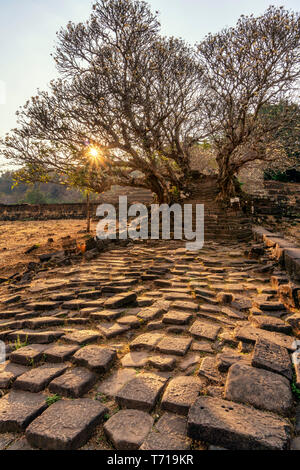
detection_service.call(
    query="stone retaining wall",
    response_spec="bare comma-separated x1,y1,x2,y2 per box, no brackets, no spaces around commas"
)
0,202,100,221
252,181,300,218
253,226,300,283
0,180,299,221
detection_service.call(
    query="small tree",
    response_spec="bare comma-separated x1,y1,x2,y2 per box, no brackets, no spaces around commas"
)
197,6,300,199
1,0,205,203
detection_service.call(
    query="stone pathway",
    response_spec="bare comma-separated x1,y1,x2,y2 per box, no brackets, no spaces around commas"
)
0,240,299,450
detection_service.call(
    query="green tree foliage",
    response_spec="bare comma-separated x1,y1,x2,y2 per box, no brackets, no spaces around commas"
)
1,3,300,202
0,171,87,204
197,6,300,198
1,0,205,203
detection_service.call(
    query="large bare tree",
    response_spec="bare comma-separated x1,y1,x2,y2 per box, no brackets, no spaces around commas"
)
197,6,300,199
1,0,205,203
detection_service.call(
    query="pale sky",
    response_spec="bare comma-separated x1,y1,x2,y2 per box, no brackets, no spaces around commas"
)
0,0,299,169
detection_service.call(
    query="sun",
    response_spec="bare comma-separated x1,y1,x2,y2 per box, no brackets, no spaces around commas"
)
88,147,99,159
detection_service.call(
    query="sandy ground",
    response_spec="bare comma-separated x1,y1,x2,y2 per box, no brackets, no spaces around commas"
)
0,218,298,279
0,219,98,278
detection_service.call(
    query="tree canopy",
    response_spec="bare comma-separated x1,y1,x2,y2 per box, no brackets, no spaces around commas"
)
1,0,205,203
1,2,300,202
197,5,300,198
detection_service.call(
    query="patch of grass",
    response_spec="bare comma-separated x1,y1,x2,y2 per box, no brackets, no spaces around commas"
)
112,406,120,415
103,413,110,421
13,335,28,350
95,393,109,403
292,380,300,401
46,394,62,406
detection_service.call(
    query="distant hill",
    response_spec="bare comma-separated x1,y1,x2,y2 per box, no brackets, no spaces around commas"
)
0,171,153,205
0,171,87,204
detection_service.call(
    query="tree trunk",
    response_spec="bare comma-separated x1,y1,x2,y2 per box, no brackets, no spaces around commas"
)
147,174,168,204
216,154,240,201
86,192,91,233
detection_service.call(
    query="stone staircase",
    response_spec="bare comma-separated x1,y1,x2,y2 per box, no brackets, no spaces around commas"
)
186,176,253,242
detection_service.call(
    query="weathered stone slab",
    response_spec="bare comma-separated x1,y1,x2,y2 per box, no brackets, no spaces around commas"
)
166,325,188,334
26,398,107,450
137,297,154,307
26,301,61,311
24,317,64,330
194,288,215,299
287,312,300,330
234,326,296,352
49,368,97,398
188,396,291,450
147,320,164,331
179,354,200,372
98,322,130,338
77,290,103,299
198,356,223,383
0,434,15,449
13,363,68,393
10,344,49,366
50,292,76,301
140,432,189,450
8,330,63,344
155,412,187,437
251,315,292,334
221,306,246,320
62,299,91,310
104,293,137,309
156,336,192,356
284,248,300,281
0,390,47,432
116,372,167,411
189,321,221,341
216,348,248,372
1,295,21,305
121,351,149,368
97,369,136,398
62,329,101,345
225,362,293,416
191,341,214,354
72,346,116,372
90,309,123,321
137,307,164,321
0,362,29,388
253,301,285,311
162,311,192,325
161,376,203,415
171,301,198,312
116,315,140,328
104,409,153,450
130,333,164,351
0,309,24,320
148,355,176,371
44,344,79,363
252,338,292,380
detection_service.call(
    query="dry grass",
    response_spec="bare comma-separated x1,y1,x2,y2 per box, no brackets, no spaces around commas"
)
0,219,98,278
